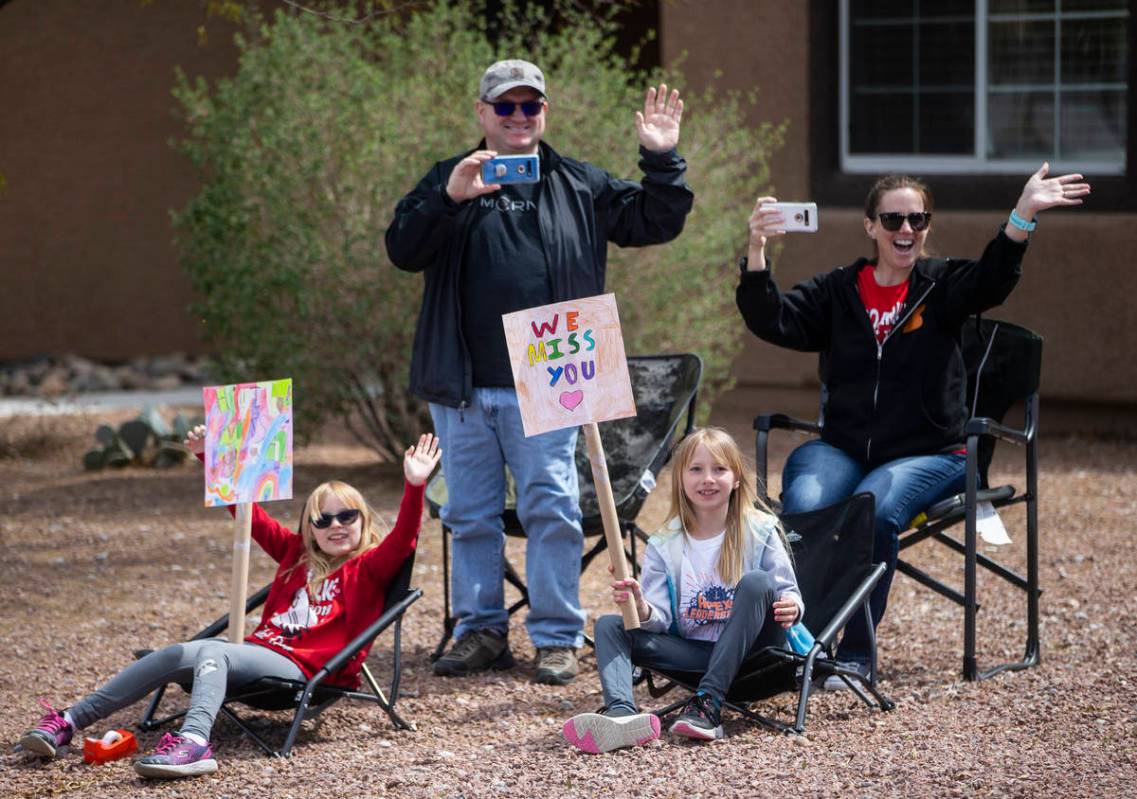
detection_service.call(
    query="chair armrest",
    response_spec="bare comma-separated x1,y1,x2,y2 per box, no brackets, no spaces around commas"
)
813,563,887,649
317,588,424,679
754,413,820,435
965,416,1029,445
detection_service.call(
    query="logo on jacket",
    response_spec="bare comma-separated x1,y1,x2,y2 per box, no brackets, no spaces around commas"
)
903,304,926,333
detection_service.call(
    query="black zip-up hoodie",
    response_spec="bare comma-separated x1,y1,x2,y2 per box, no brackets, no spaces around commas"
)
385,140,694,408
736,229,1027,467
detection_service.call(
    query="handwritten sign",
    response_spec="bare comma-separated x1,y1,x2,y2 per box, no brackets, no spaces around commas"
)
502,294,635,437
202,379,293,507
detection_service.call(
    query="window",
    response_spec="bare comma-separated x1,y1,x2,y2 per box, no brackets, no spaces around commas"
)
840,0,1129,175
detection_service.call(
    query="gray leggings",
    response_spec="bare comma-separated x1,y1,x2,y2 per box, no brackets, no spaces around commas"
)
67,639,304,741
595,570,787,711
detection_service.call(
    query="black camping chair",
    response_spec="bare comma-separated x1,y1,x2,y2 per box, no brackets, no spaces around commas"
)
754,317,1043,681
639,493,895,734
136,550,422,758
426,353,703,658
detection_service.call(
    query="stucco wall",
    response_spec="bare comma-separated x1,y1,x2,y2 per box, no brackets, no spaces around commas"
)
0,1,240,361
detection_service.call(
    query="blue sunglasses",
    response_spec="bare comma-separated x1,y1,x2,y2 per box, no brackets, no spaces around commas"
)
487,99,544,117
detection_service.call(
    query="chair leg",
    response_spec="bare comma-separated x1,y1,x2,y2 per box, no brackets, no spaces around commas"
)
964,440,980,681
219,705,281,758
138,685,169,731
431,523,456,662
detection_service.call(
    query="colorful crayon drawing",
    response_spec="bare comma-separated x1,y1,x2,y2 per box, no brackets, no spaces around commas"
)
202,378,293,507
502,293,636,437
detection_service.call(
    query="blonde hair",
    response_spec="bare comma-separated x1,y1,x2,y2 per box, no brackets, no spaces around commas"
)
667,427,787,587
288,481,386,596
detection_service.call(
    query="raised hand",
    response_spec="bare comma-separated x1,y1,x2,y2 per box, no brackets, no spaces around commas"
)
184,423,206,457
445,150,501,203
635,83,683,153
403,433,441,486
1017,162,1091,217
745,195,786,269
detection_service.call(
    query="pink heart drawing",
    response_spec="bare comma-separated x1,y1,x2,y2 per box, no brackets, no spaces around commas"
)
559,390,584,411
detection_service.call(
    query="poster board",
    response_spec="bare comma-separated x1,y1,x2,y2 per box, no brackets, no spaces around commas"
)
502,293,636,436
203,379,293,507
201,378,293,641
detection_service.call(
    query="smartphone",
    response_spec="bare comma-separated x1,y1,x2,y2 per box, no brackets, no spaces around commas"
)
481,155,540,185
768,201,818,232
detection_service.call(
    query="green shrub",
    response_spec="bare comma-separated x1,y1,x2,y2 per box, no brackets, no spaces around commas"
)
173,1,783,459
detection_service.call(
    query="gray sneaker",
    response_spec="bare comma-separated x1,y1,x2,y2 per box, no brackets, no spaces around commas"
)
432,629,515,677
819,659,872,691
534,646,578,685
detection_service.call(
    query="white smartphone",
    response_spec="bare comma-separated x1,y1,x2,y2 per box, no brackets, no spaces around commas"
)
767,201,818,232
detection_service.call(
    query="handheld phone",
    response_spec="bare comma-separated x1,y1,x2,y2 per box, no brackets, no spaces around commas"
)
481,154,540,185
768,202,818,232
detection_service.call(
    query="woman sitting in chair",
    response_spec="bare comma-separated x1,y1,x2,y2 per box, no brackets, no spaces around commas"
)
736,164,1089,685
18,429,440,779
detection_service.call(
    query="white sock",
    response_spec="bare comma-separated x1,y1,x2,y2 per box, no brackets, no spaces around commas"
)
62,710,75,729
180,731,207,746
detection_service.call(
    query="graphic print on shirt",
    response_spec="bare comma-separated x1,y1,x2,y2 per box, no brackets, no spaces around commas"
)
680,570,734,641
857,267,910,344
270,586,320,637
257,571,342,650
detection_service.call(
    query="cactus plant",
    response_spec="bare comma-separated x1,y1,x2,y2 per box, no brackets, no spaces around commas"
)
82,406,201,470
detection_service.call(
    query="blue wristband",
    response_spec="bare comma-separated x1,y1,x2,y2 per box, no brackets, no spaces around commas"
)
1008,209,1036,232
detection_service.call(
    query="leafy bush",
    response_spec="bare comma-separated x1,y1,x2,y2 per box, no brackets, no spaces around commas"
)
173,1,783,459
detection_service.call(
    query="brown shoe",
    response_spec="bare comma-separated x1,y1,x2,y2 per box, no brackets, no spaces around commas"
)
432,629,515,677
534,646,578,685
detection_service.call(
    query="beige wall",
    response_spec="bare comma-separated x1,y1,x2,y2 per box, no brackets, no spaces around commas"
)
661,0,1137,405
0,1,240,361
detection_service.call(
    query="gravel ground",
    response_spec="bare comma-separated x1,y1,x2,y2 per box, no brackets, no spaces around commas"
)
1,407,1134,798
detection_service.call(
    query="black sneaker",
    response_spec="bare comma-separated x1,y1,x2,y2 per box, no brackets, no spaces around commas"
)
534,646,578,685
668,693,723,741
432,629,515,677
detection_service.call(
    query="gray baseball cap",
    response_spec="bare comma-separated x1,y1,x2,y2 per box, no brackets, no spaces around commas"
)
479,59,546,101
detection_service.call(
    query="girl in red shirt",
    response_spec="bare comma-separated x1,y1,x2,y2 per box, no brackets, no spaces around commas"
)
18,429,439,780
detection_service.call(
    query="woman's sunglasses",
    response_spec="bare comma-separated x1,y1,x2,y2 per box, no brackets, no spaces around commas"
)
311,508,361,529
876,212,932,232
488,99,544,117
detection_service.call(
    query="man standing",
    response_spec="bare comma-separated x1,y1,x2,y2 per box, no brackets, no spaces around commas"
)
385,59,692,685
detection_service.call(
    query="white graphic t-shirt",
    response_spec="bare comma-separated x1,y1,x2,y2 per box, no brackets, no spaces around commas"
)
678,531,734,642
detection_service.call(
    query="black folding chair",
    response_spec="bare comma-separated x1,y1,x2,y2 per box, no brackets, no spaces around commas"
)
426,353,703,657
754,317,1043,681
639,493,895,734
136,550,422,758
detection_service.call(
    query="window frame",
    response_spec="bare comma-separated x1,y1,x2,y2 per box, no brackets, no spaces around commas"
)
811,0,1137,210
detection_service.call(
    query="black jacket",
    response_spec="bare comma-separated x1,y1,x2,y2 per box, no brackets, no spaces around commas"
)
385,140,694,407
736,229,1028,466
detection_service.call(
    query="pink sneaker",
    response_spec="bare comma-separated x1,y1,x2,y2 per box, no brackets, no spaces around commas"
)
19,698,74,758
562,711,660,754
134,732,217,779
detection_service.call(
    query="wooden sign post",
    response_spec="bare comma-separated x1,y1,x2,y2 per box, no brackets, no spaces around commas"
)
202,379,294,642
502,294,640,629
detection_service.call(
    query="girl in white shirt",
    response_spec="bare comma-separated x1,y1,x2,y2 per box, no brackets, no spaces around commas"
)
563,427,807,752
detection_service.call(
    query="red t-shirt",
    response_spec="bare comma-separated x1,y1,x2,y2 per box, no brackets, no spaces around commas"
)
857,265,910,344
243,482,424,687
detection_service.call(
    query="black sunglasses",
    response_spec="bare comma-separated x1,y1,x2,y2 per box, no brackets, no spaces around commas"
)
488,99,544,117
876,211,932,232
311,508,361,529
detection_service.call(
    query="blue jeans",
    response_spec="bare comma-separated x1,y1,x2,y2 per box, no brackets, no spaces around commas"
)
430,388,586,649
781,439,966,665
